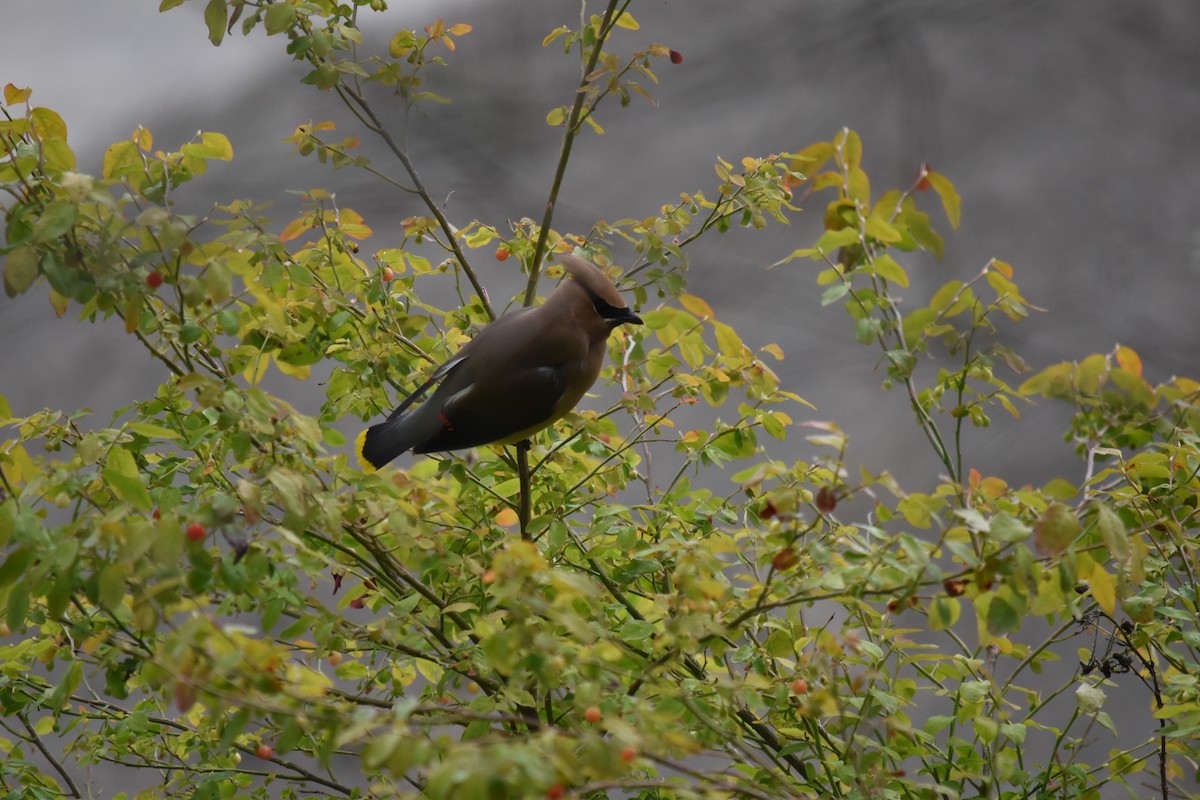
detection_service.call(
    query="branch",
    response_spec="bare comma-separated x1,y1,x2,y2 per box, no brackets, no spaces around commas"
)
522,0,626,307
18,713,81,798
334,83,494,321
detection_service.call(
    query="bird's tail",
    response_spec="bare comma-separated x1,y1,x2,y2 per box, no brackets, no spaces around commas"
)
356,412,427,472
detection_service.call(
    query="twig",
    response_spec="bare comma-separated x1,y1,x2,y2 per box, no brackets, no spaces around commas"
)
522,0,625,306
18,713,81,798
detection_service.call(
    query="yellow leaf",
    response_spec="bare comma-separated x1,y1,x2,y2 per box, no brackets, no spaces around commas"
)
273,355,311,381
132,126,153,151
3,84,30,105
49,289,68,318
494,508,519,528
678,294,713,319
1114,345,1142,378
279,217,311,243
1089,562,1116,615
614,11,640,29
542,26,570,47
447,23,472,36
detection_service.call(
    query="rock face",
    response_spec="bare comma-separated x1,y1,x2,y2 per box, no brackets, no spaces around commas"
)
5,0,1200,487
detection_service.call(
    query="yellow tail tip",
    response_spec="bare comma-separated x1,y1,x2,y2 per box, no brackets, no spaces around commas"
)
355,429,377,474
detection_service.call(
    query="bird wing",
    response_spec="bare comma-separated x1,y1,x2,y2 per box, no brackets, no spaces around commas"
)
413,362,567,453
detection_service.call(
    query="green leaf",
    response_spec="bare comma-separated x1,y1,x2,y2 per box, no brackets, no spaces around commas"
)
97,563,127,612
1034,503,1079,555
31,199,77,242
103,447,154,511
929,596,960,631
1094,502,1129,563
3,245,39,297
263,2,295,35
204,0,227,46
985,594,1020,635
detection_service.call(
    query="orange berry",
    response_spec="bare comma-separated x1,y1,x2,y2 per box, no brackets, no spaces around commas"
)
495,246,510,261
619,746,636,762
256,744,274,760
584,706,602,723
791,678,809,695
381,266,394,282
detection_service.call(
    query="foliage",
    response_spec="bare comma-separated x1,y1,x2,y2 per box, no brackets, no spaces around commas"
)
2,2,1199,799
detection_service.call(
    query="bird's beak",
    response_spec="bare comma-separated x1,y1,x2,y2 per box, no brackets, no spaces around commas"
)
621,308,643,326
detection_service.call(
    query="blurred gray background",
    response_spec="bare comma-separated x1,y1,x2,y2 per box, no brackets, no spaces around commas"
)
2,2,1199,794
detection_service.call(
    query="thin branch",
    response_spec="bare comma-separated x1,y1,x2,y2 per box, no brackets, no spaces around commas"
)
522,0,625,307
18,713,81,798
334,83,494,321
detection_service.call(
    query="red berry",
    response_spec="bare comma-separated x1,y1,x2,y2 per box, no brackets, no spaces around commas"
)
146,271,164,288
619,746,636,763
381,266,395,282
546,785,565,800
255,744,274,760
495,246,510,262
943,578,967,597
815,486,838,514
152,509,162,520
185,522,206,542
791,678,809,694
669,50,683,64
584,706,602,723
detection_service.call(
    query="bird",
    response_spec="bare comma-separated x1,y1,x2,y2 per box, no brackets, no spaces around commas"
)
356,253,643,471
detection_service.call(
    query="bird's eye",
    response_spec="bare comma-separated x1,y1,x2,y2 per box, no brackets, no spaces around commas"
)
593,297,628,320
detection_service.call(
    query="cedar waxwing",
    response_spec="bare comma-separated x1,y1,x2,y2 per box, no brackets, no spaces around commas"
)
356,253,643,471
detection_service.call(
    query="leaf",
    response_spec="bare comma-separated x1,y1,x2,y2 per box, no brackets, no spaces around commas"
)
929,596,960,631
678,294,713,319
97,563,127,612
1034,503,1079,555
30,107,67,141
1088,561,1116,615
872,253,909,288
102,447,154,511
494,508,518,527
926,171,961,229
985,594,1020,635
3,84,30,105
204,0,228,45
264,2,295,35
614,11,640,29
31,199,78,242
1093,502,1129,564
542,26,570,47
103,140,141,180
3,245,39,297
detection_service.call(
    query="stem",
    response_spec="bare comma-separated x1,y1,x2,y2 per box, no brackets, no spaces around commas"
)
334,83,494,321
18,713,81,798
516,439,532,540
522,0,625,307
